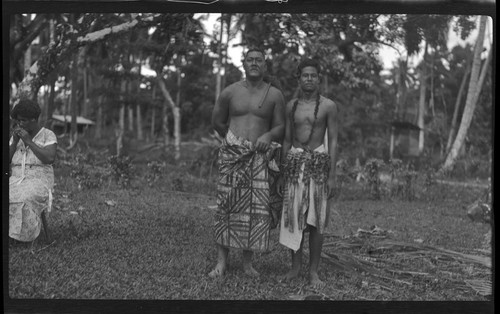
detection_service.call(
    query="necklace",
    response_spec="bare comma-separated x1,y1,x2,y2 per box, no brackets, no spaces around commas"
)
290,93,321,149
242,80,271,108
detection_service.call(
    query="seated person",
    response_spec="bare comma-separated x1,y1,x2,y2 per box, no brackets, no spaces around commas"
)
9,99,57,242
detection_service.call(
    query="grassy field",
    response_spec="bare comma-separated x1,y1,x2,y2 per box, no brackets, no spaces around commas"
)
7,142,492,302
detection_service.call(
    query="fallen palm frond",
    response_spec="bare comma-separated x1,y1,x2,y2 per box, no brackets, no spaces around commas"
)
321,251,386,276
428,246,491,268
368,239,491,268
323,236,363,250
320,228,492,297
386,269,430,277
464,279,492,296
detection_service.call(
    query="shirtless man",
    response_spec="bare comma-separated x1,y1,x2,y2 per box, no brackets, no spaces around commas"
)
278,58,338,288
210,48,285,277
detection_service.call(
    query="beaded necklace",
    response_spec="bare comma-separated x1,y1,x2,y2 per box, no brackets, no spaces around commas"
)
290,92,321,150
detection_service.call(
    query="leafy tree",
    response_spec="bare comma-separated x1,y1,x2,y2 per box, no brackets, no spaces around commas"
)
441,16,492,173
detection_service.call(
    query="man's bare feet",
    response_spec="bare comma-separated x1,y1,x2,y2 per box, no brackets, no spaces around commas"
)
243,265,260,277
309,272,325,288
208,264,226,278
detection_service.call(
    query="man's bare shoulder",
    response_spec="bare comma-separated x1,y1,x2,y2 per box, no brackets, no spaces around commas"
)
321,96,337,111
269,85,282,94
223,81,244,92
268,85,285,101
220,81,244,98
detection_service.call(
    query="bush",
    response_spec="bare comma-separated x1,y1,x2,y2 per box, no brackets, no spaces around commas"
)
70,165,108,190
146,161,167,187
107,155,134,188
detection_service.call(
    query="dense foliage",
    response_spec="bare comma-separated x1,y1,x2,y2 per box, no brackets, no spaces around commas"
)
8,13,492,178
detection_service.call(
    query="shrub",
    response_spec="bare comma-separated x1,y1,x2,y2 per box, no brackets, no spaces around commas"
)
107,155,134,188
363,158,384,200
146,161,167,187
70,165,108,190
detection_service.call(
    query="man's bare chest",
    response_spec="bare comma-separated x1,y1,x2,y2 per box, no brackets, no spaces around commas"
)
230,89,273,116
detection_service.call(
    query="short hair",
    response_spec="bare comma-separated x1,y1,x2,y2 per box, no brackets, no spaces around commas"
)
243,47,266,60
11,99,41,120
296,58,321,78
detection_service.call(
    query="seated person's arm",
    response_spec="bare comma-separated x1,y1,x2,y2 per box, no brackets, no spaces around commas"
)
29,143,57,164
9,133,20,163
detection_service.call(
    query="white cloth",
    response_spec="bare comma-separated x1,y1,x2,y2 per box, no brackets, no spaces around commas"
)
279,144,327,251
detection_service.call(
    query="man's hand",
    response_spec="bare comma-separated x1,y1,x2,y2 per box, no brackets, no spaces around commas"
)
255,132,272,152
276,175,285,197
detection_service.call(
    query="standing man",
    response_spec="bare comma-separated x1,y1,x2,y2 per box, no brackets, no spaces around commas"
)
278,58,338,288
210,48,285,277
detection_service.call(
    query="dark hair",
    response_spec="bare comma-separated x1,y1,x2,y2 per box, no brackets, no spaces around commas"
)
11,99,41,120
242,47,266,61
296,58,321,78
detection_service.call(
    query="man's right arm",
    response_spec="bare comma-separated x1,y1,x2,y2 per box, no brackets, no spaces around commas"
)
211,88,230,138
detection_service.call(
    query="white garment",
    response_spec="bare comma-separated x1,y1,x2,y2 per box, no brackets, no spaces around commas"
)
279,145,327,251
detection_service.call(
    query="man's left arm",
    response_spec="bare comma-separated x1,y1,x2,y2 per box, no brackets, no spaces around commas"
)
327,100,339,199
269,90,286,141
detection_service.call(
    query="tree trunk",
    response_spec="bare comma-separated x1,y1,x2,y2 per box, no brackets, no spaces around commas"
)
44,77,56,128
441,16,489,173
215,14,224,103
429,52,435,118
389,126,395,159
95,78,106,139
136,61,143,141
417,42,428,156
117,104,125,156
156,75,178,148
116,80,127,156
445,54,472,154
82,66,88,117
43,18,57,129
221,14,231,90
69,50,79,148
395,59,409,117
174,70,182,160
173,107,181,160
162,102,169,146
136,103,143,141
128,105,134,132
24,42,32,75
95,100,103,139
63,78,70,134
151,85,156,141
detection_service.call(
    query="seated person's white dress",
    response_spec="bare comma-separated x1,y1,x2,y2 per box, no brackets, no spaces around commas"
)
9,127,57,242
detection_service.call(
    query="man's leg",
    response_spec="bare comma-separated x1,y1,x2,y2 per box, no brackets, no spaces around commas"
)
281,234,304,281
209,243,229,277
309,226,325,287
242,250,259,277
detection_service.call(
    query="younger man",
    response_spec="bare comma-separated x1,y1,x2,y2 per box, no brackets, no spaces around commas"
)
278,59,338,288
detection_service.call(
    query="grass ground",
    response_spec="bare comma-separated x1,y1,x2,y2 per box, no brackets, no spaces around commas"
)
7,142,492,302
